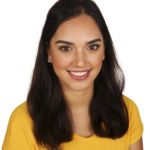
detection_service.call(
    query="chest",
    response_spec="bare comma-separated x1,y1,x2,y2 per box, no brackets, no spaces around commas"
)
74,127,94,138
72,114,94,138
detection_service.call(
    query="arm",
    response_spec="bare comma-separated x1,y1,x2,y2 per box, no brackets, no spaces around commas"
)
129,136,143,150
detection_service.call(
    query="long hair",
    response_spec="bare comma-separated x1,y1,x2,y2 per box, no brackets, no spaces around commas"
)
27,0,129,149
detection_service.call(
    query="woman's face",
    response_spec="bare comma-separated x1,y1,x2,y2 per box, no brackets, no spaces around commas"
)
47,14,105,92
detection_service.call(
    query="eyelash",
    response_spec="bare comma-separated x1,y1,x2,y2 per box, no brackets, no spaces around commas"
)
59,44,100,51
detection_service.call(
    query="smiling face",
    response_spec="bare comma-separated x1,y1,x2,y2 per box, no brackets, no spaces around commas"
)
47,14,105,93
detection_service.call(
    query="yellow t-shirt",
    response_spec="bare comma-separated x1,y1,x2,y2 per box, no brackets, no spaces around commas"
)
2,95,144,150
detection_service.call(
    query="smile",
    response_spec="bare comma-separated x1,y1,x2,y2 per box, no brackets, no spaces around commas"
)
67,70,91,80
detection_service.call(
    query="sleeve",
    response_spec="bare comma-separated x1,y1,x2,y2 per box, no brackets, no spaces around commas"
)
2,116,33,150
129,100,144,145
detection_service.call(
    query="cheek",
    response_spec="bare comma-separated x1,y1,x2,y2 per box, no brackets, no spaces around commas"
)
56,56,71,67
51,51,70,73
90,52,104,69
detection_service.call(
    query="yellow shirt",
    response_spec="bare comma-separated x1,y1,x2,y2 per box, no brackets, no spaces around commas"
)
2,95,144,150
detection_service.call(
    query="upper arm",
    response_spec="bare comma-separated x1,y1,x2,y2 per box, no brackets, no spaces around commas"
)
129,136,143,150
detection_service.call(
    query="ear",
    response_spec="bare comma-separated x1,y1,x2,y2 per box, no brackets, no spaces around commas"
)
47,48,50,55
103,55,105,60
47,48,52,60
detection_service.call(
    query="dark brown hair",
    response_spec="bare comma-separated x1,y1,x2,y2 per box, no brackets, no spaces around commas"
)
27,0,129,149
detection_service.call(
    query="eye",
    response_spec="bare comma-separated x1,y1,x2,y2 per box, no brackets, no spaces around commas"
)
59,44,100,51
87,44,100,50
59,46,70,51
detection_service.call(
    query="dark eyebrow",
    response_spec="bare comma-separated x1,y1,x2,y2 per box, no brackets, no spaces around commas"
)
55,38,101,45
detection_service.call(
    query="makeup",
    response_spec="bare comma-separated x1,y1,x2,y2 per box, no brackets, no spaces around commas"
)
67,70,91,80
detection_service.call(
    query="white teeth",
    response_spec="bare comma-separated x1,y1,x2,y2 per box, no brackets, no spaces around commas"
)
70,71,88,76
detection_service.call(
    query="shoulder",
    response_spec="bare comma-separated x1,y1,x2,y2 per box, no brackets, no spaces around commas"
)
8,101,32,126
122,94,142,124
122,94,140,115
2,101,34,150
122,94,137,108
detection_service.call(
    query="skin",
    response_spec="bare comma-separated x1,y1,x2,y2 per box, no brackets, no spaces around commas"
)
47,14,105,114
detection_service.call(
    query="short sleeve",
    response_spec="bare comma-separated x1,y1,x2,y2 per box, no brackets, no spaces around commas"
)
129,100,144,145
2,114,33,150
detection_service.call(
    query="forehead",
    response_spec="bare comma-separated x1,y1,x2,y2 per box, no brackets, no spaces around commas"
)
51,14,103,43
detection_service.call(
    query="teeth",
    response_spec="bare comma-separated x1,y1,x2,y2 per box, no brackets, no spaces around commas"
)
70,71,88,76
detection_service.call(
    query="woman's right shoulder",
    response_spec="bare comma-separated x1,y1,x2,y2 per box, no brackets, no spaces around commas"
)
9,101,30,124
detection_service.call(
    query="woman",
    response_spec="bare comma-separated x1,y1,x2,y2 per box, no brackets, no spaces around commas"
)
2,0,143,150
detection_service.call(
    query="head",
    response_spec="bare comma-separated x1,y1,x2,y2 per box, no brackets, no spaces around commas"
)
40,0,120,94
47,14,105,95
41,0,114,102
27,0,127,149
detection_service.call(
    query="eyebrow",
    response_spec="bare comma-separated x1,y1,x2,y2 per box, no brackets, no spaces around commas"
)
55,38,101,45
